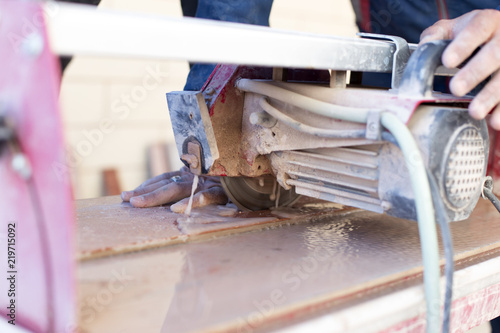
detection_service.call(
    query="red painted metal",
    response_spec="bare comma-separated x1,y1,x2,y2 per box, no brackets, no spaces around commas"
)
382,282,500,332
201,64,476,177
0,1,75,332
491,128,500,188
200,65,273,177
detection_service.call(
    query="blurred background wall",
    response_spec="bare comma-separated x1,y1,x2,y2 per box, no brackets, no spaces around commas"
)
59,0,358,199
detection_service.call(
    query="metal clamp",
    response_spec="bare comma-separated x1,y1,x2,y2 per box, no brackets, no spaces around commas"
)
358,33,411,89
365,111,382,141
181,141,203,175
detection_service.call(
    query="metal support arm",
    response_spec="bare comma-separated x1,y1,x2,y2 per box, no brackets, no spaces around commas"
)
44,2,397,72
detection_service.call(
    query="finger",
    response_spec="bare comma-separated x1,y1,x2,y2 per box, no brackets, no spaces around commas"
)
129,182,193,208
140,168,189,187
170,187,228,214
468,71,500,119
199,177,223,191
450,37,500,97
442,10,499,68
420,20,454,44
121,167,193,201
121,179,174,201
490,104,500,131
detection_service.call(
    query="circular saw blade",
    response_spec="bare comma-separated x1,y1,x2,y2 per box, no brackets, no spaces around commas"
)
220,175,301,211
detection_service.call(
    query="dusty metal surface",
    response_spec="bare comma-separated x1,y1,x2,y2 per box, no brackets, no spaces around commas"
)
46,2,399,72
167,91,219,175
167,65,275,177
77,197,500,333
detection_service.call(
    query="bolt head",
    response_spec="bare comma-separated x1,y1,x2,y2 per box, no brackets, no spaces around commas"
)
22,33,44,57
12,153,32,179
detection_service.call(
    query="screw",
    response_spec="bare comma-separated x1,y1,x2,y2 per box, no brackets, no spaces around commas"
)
481,176,494,199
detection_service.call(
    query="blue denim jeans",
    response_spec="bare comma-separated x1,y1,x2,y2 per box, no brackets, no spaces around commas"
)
183,0,274,90
183,0,499,91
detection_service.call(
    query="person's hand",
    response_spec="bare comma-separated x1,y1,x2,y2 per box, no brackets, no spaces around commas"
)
420,9,500,130
121,167,228,213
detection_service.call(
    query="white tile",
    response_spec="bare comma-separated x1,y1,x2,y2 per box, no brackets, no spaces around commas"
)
72,169,101,199
467,322,491,333
271,0,357,36
105,0,182,16
73,165,152,199
59,81,105,124
64,126,175,170
106,78,180,123
63,58,189,82
70,161,158,200
119,166,150,193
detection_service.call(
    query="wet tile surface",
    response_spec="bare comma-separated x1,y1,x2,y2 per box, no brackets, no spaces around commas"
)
77,199,500,332
76,196,183,259
76,196,342,259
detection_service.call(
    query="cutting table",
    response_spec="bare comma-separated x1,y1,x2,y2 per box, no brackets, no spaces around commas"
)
76,197,500,333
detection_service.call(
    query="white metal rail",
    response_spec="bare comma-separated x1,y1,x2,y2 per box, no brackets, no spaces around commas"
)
44,2,398,72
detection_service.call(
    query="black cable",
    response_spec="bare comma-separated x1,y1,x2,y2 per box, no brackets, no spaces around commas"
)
427,170,454,333
483,188,500,213
482,177,500,213
480,177,500,333
382,132,454,331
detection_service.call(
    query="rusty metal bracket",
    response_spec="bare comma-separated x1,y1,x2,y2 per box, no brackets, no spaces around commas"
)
182,141,202,175
167,91,219,174
358,33,411,89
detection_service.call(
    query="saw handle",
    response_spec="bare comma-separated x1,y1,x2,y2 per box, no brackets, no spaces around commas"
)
398,39,451,97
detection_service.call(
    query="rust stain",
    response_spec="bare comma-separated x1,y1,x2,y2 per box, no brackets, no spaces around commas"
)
219,87,227,104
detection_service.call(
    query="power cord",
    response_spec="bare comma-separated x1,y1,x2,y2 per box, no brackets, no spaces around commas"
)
427,170,454,333
482,176,500,213
237,80,442,333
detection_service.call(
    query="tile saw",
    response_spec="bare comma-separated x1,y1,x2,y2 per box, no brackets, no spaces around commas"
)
0,2,499,332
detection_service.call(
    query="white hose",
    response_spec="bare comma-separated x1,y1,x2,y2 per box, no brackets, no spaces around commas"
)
259,98,365,138
381,112,441,333
237,79,373,123
238,80,441,332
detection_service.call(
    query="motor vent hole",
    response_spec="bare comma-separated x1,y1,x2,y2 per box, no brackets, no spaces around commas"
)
444,128,485,209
